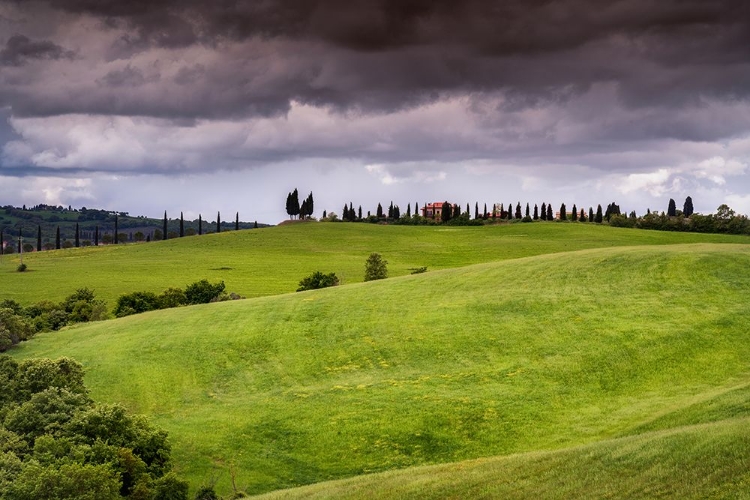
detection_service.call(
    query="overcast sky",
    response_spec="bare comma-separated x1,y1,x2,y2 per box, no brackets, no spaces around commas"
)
1,0,749,223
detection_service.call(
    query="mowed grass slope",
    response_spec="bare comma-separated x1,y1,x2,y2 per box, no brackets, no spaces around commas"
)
1,222,748,305
11,243,750,496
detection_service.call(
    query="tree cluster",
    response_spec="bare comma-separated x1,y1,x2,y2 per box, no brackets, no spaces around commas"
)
114,280,241,318
0,356,188,499
0,289,107,352
286,189,314,219
296,271,340,292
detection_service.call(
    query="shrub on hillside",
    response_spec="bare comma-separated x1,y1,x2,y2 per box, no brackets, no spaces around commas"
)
184,280,226,305
114,291,161,318
364,253,388,281
296,271,340,292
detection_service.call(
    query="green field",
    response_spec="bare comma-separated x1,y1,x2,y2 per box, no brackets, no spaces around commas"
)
8,223,750,497
1,222,747,306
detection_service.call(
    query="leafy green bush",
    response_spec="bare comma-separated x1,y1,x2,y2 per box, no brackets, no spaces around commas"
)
296,271,340,292
16,263,27,272
114,291,161,318
364,253,388,282
184,280,225,305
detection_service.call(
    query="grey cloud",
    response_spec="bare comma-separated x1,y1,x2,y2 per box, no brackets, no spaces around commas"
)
0,34,72,66
99,65,159,87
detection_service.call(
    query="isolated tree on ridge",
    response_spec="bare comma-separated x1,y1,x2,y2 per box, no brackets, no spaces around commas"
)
163,211,168,240
667,198,677,217
683,196,694,217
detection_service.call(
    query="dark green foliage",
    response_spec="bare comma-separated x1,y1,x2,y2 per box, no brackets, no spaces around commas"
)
572,204,578,221
217,212,221,233
114,216,119,244
364,253,388,281
296,271,340,292
253,220,258,229
533,204,539,220
95,226,99,246
559,203,567,221
158,288,187,309
683,196,694,217
37,226,41,252
16,263,26,273
235,212,239,231
184,280,226,305
198,215,203,235
0,356,184,499
194,484,220,500
475,202,479,220
409,267,428,274
114,291,161,317
286,189,300,219
75,223,80,248
604,202,621,221
180,213,185,237
668,198,677,217
163,211,168,240
515,203,522,219
589,207,594,222
377,203,384,218
441,201,451,223
483,203,487,219
596,204,603,223
56,226,61,249
541,202,547,221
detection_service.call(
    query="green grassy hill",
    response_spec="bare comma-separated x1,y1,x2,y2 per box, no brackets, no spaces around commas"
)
1,222,747,306
11,242,750,496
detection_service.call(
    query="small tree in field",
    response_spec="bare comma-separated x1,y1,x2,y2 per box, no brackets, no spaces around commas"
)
364,253,388,281
296,271,340,292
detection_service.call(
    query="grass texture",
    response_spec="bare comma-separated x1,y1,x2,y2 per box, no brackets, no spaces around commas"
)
10,242,750,496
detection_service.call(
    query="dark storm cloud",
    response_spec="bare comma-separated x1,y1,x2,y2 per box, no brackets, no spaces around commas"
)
0,34,72,66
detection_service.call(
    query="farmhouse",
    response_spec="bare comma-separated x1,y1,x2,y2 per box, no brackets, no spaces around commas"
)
421,202,458,219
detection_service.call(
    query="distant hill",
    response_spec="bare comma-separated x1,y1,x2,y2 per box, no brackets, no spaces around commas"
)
0,204,270,249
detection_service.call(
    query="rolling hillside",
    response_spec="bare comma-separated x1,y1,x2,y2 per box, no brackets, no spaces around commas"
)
11,242,750,496
1,222,748,306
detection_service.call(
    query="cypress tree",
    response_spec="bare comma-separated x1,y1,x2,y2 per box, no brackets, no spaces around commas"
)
406,204,411,217
572,204,578,221
95,226,99,246
75,223,80,247
254,220,258,229
541,202,547,220
683,196,694,217
235,212,239,231
483,203,487,219
358,206,363,219
198,215,202,235
525,203,530,218
441,201,451,223
163,211,168,240
595,204,603,223
56,226,61,249
667,198,677,217
180,212,184,237
342,204,349,220
466,203,470,216
377,203,383,218
547,204,553,221
388,202,394,219
508,202,513,220
475,202,479,220
533,204,539,220
589,207,594,222
349,203,354,221
515,203,522,220
492,204,497,220
560,203,567,221
114,215,119,244
454,204,461,218
217,212,221,233
37,225,42,251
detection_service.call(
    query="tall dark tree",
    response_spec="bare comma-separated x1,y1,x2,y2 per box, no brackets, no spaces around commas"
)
75,223,80,247
358,205,363,219
388,202,394,219
180,212,185,237
541,202,547,220
547,204,553,220
508,202,513,220
235,212,239,231
560,203,567,221
589,207,594,222
667,198,677,217
254,220,258,229
114,215,119,244
163,211,168,240
533,204,539,220
466,203,470,216
95,225,99,246
492,204,497,220
453,204,461,219
483,203,487,219
56,226,61,249
406,204,411,217
572,204,578,221
394,205,401,219
217,212,221,232
525,203,530,218
37,225,42,252
580,209,586,221
595,204,603,223
198,215,202,235
475,202,479,220
377,203,384,218
683,196,694,217
441,201,451,223
343,204,349,220
515,202,522,220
